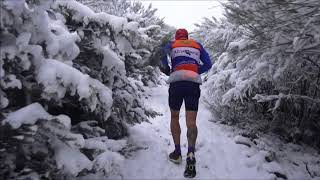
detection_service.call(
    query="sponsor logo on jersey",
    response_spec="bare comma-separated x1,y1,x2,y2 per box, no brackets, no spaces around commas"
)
171,47,201,63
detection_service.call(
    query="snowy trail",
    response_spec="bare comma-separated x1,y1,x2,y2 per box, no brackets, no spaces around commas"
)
121,85,275,179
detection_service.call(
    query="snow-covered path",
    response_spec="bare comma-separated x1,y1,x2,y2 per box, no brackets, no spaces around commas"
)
121,85,277,179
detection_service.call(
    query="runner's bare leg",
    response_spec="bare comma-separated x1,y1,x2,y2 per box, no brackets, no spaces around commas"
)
186,111,198,149
170,110,181,145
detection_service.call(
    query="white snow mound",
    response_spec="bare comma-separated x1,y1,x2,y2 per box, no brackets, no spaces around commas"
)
3,103,51,129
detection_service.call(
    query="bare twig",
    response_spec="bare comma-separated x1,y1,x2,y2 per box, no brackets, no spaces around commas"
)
303,56,320,69
305,162,314,178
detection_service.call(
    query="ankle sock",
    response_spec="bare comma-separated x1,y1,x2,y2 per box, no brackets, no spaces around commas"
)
187,146,195,154
175,144,181,154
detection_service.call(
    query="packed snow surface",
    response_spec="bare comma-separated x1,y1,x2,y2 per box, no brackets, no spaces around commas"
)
2,83,319,179
120,84,319,179
122,85,270,179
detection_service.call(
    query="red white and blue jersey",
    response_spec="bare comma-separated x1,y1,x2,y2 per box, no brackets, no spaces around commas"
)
161,39,212,83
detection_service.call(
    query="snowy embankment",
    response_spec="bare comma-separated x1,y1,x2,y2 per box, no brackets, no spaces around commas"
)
120,81,320,179
3,79,319,179
1,0,163,178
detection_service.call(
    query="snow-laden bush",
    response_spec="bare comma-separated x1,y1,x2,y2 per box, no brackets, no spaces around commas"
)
194,17,243,63
198,0,320,148
0,0,114,125
0,0,164,178
54,0,163,128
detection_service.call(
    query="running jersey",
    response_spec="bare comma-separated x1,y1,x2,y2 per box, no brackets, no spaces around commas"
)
161,39,212,84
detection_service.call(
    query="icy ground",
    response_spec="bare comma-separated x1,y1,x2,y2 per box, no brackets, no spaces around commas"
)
121,84,320,180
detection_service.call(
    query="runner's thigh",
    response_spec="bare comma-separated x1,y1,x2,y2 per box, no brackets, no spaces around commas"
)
183,82,200,111
169,82,184,111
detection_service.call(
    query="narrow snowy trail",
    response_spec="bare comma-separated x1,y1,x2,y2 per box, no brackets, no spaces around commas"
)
121,84,277,179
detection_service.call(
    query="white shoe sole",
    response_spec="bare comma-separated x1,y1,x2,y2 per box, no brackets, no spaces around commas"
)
169,157,182,164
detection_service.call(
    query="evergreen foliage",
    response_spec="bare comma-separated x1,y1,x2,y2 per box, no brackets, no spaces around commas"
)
195,0,320,149
0,0,166,178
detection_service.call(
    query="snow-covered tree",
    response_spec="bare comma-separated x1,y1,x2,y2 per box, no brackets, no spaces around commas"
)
200,0,320,148
75,0,168,81
0,0,166,178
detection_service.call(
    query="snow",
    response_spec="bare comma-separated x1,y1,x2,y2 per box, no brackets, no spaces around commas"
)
117,82,320,179
124,21,139,31
84,137,127,152
0,94,9,109
16,32,31,47
37,59,90,99
2,103,51,129
138,25,161,34
56,0,129,35
53,138,93,175
54,114,71,130
234,135,254,147
2,0,26,16
37,59,113,115
1,74,22,89
228,39,252,51
1,0,319,178
93,151,124,177
88,13,127,34
47,21,80,61
121,85,269,179
101,46,125,73
55,0,95,21
115,36,133,53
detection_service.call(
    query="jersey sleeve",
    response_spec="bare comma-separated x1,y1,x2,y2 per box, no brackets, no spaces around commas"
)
198,44,212,74
160,42,172,76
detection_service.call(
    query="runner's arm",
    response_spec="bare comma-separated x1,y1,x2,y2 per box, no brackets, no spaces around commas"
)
198,44,212,74
160,42,172,76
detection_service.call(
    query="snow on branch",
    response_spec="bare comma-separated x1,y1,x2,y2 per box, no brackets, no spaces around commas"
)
37,59,113,118
2,103,52,129
253,93,320,104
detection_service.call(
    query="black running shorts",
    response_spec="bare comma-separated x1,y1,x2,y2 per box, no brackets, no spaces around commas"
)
168,81,200,111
